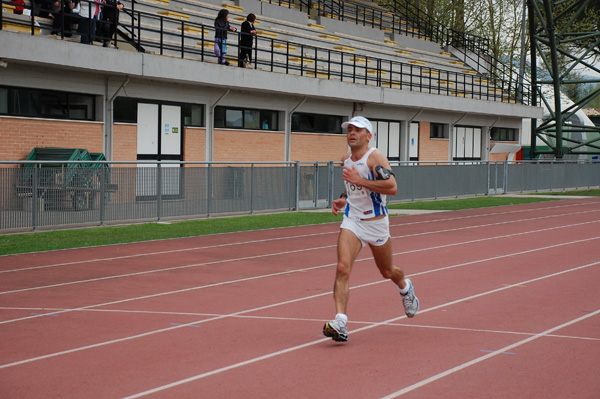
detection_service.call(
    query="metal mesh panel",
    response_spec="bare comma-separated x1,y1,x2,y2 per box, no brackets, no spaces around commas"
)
161,166,208,218
0,167,30,230
104,167,157,222
506,163,524,193
412,165,438,199
298,165,316,204
251,166,296,212
208,166,250,214
332,165,346,199
488,162,505,194
392,165,415,201
1,161,598,232
458,164,488,195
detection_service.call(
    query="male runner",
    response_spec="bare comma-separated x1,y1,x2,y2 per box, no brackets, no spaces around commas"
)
323,116,419,342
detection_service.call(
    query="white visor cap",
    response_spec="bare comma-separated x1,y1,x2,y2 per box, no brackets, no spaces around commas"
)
341,116,373,135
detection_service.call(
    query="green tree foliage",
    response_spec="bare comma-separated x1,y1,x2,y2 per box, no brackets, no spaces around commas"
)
373,0,599,106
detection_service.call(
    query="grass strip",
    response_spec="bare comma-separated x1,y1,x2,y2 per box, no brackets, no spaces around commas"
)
525,188,600,196
388,196,557,211
0,195,575,255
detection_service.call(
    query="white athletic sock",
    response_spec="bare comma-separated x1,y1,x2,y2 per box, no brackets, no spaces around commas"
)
398,281,410,295
335,313,348,323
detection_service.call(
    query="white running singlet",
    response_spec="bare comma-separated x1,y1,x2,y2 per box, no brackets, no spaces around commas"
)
344,147,388,220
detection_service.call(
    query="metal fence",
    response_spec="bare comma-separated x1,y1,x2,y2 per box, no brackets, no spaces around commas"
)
0,160,598,232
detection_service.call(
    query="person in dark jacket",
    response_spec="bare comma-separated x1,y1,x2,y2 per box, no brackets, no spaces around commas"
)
50,0,79,37
238,13,257,68
99,0,123,47
214,8,237,65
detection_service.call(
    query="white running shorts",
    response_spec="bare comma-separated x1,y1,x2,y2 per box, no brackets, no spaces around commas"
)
340,215,390,247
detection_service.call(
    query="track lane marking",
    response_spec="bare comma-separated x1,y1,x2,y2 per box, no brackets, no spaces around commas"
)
3,306,599,342
1,242,598,368
2,201,597,274
119,261,600,399
378,308,600,398
1,218,598,297
1,225,599,327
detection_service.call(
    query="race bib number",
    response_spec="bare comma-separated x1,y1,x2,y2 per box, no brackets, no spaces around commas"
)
345,181,368,198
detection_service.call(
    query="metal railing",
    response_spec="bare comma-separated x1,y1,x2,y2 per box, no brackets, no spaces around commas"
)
263,0,528,102
264,0,490,53
1,160,598,232
0,0,530,104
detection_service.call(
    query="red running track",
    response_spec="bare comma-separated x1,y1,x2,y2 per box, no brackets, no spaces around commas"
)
1,198,599,399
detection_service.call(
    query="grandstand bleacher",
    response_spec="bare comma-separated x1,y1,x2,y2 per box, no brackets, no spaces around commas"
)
1,0,540,165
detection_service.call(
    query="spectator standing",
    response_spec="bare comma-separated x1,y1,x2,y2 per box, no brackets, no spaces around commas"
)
214,8,237,66
238,13,257,68
99,0,123,47
78,0,101,44
33,0,54,17
51,0,79,37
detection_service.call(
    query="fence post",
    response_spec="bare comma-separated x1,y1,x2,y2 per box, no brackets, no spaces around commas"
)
250,163,254,214
503,161,508,194
100,165,106,225
411,164,415,202
313,162,318,207
434,162,438,199
207,163,212,217
295,161,300,211
156,163,162,221
32,164,39,231
494,162,499,194
328,161,334,208
486,161,491,195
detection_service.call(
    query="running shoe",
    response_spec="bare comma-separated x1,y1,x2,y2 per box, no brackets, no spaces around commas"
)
401,278,419,318
323,318,348,342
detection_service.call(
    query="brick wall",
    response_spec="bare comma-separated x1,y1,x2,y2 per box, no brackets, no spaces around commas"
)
418,121,449,162
0,116,104,164
290,133,348,161
113,123,137,163
214,130,286,162
183,127,206,162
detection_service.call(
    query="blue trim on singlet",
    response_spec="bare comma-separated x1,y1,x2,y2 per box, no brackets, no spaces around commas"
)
370,191,388,216
343,148,388,219
366,170,388,217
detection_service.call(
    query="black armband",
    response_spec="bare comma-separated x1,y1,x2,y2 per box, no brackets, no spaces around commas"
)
340,192,347,199
375,165,394,180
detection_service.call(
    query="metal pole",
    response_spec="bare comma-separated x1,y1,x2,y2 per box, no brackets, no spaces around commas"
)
250,163,254,214
434,162,438,199
207,163,212,217
503,161,508,194
486,161,491,195
295,161,300,211
100,165,106,225
313,162,318,207
328,161,334,208
527,0,538,159
32,164,39,231
156,163,162,221
517,0,527,103
542,0,563,158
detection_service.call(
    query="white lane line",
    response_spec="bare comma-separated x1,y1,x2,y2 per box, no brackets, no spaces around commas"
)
0,245,334,295
2,218,598,297
378,308,600,398
1,228,598,327
2,201,597,274
1,246,598,371
3,306,599,342
120,261,600,399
